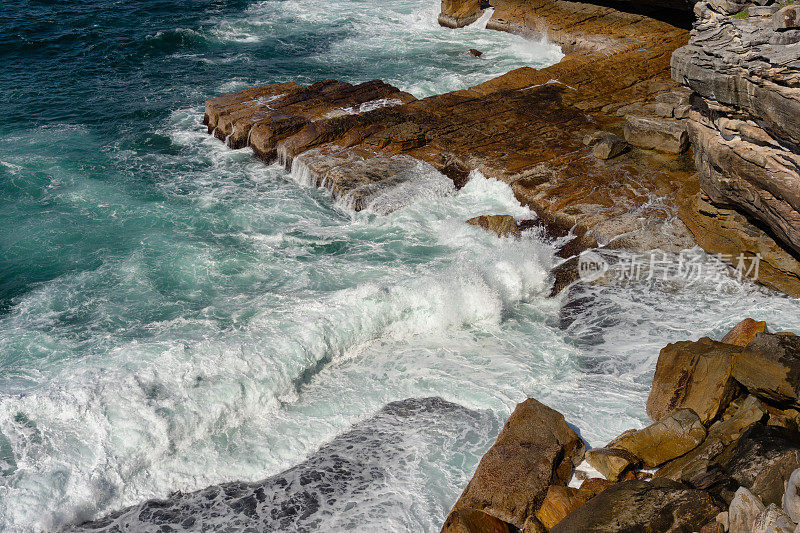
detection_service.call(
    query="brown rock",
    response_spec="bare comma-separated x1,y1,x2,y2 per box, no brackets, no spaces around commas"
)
592,135,629,160
549,479,723,533
647,337,743,424
612,409,707,468
466,215,522,238
655,395,767,484
624,115,689,154
441,508,512,533
717,424,800,506
722,318,767,347
699,520,725,533
469,49,483,57
733,332,800,408
449,399,585,529
678,189,800,298
579,477,617,496
766,406,800,432
774,5,800,30
439,0,483,28
584,447,641,481
535,485,592,530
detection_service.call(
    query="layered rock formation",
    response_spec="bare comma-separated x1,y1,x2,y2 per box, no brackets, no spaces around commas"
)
204,0,708,301
672,3,800,296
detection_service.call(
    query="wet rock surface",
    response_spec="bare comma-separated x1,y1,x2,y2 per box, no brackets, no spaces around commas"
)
549,478,723,533
69,398,495,532
446,398,584,530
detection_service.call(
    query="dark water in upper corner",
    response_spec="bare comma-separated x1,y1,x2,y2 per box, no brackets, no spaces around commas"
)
1,0,799,531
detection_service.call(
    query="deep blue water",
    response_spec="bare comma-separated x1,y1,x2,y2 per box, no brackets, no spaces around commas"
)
2,1,799,531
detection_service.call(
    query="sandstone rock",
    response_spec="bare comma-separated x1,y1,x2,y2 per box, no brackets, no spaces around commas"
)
441,508,513,533
439,0,483,28
783,468,800,523
624,115,689,154
579,477,617,495
647,337,743,424
774,5,800,30
549,479,723,533
753,504,795,533
767,406,800,432
700,520,725,533
449,398,585,529
466,215,521,238
535,485,592,530
721,318,767,347
672,10,800,284
612,409,707,468
656,91,691,108
717,425,800,506
655,395,767,485
729,487,766,533
592,135,629,160
469,49,483,57
678,190,800,299
733,332,800,408
585,447,641,481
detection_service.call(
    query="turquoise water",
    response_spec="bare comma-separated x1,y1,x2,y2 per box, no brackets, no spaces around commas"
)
2,0,800,531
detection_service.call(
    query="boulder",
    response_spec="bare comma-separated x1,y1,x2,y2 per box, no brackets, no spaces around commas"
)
717,425,800,506
752,504,795,533
655,395,767,485
612,409,706,468
585,447,641,481
699,521,725,533
722,318,767,347
774,5,800,30
448,398,585,529
549,479,723,533
647,338,743,424
441,508,513,533
469,49,483,58
592,134,629,160
783,468,800,523
439,0,483,28
579,477,617,495
729,487,766,533
466,215,522,238
733,332,800,408
623,115,689,154
535,485,592,530
767,406,800,432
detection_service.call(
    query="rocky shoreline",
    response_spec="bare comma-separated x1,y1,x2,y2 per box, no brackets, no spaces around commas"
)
200,0,800,532
442,318,800,532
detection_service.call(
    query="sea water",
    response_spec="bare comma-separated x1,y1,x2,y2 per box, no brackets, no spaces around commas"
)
1,0,799,531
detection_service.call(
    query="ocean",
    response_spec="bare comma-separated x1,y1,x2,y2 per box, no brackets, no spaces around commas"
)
1,0,799,531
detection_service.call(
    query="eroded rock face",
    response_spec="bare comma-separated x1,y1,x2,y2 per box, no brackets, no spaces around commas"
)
717,424,800,506
647,337,743,424
612,408,707,468
441,508,512,533
734,332,800,408
584,447,641,481
549,479,723,533
447,398,585,530
466,215,522,238
439,0,484,28
672,6,800,293
654,395,767,485
722,318,767,347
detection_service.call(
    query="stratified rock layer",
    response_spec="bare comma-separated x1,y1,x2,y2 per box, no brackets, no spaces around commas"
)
205,0,697,270
672,5,800,295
